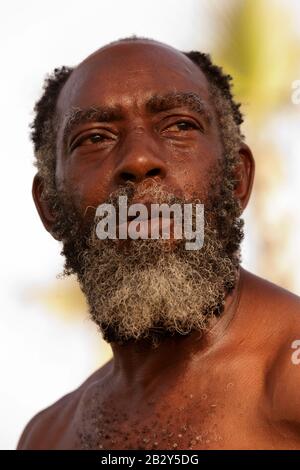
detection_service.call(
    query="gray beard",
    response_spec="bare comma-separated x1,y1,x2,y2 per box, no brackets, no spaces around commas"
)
72,182,241,346
78,227,238,347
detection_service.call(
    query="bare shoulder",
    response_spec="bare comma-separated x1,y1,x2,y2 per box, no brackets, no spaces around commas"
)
17,359,113,450
241,268,300,341
242,269,300,425
242,268,300,316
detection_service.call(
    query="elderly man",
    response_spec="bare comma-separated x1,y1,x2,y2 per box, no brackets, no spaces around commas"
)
17,37,300,450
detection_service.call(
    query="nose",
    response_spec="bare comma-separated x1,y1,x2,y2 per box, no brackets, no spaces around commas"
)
113,131,167,185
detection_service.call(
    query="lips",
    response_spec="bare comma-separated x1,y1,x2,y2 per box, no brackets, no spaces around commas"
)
115,200,173,239
117,215,174,239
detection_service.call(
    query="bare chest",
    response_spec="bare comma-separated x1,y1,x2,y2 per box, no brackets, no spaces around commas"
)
67,381,273,450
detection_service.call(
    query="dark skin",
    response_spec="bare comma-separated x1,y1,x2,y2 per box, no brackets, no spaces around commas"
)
18,40,300,450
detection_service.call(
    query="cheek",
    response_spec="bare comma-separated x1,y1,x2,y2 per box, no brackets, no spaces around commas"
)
56,156,114,214
165,139,221,199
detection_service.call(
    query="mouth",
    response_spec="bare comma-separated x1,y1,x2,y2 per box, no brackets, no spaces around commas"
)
117,215,174,239
116,200,175,239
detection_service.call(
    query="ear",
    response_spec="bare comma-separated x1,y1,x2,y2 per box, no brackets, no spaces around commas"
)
32,173,60,240
234,142,255,211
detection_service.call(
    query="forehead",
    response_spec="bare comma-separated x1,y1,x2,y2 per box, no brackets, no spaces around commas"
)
57,41,212,116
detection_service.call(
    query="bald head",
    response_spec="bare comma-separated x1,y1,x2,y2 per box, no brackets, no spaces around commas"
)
31,36,244,159
56,38,210,119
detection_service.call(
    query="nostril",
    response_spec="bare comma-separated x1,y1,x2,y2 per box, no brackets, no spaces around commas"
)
120,172,136,183
146,168,161,178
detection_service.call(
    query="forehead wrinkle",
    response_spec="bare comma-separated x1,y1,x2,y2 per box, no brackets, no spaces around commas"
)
146,92,212,123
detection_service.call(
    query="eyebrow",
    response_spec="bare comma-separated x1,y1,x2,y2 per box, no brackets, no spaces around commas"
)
146,92,212,123
62,91,212,148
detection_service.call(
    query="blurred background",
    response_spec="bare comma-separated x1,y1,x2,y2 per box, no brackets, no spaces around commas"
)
0,0,299,449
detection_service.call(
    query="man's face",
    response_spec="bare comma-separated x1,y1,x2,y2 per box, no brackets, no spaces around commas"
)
48,40,243,345
55,40,223,213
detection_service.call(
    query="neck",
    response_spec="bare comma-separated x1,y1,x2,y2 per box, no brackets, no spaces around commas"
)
110,267,244,389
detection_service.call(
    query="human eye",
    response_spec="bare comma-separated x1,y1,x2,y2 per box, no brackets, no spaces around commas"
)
161,118,204,135
168,120,199,131
70,129,116,152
